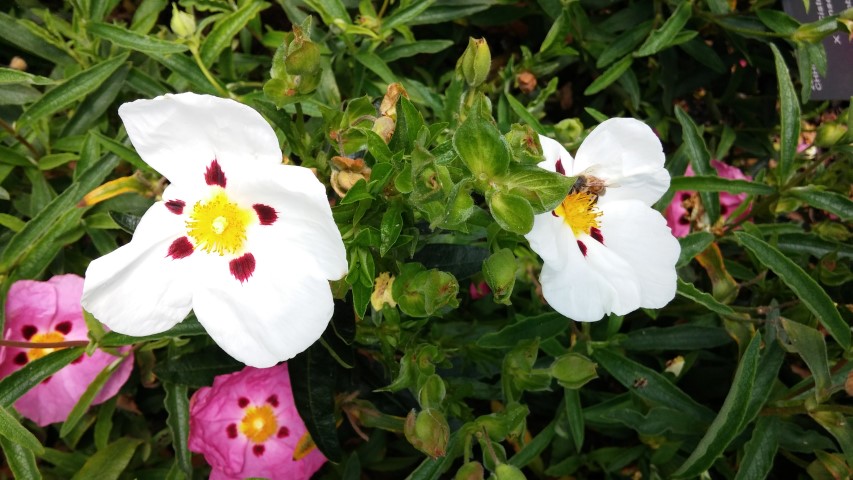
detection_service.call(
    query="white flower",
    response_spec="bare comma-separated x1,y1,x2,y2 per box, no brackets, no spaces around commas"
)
525,118,680,322
81,93,347,368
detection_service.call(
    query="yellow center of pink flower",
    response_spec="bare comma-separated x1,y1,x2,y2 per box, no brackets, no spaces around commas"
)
239,404,278,443
186,191,252,256
555,191,601,237
27,331,65,361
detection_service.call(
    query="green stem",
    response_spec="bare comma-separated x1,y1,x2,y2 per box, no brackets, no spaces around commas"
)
190,46,230,98
0,339,89,348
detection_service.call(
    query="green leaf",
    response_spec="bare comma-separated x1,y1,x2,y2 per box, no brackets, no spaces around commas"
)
584,55,632,96
413,244,489,282
487,190,534,234
200,2,269,66
380,200,404,256
673,333,762,478
736,418,780,480
379,40,453,62
0,214,26,233
406,430,461,480
786,186,853,221
93,397,116,450
290,341,343,462
0,348,84,407
381,0,436,32
478,312,570,348
17,54,129,126
770,43,800,183
593,348,716,423
99,317,206,347
88,22,188,54
70,437,141,480
0,435,42,480
504,93,545,134
164,383,192,479
508,418,556,468
620,325,732,351
677,232,715,267
154,346,243,388
776,233,853,260
674,106,720,223
496,165,574,213
781,318,832,402
0,13,74,65
61,356,127,438
563,388,584,450
0,405,44,454
354,51,398,85
675,279,736,317
409,2,494,25
62,64,130,137
453,111,511,178
91,132,150,172
147,52,220,95
0,67,55,85
597,22,652,68
635,1,693,57
670,175,775,195
735,232,850,350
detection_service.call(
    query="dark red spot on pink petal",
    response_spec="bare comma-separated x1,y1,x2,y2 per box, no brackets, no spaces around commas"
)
720,205,729,215
590,227,604,244
253,204,278,225
229,253,256,284
681,193,691,202
253,445,265,457
266,395,279,407
277,426,290,438
42,376,52,384
205,160,227,187
55,321,72,335
21,325,37,340
13,352,28,365
226,424,238,439
577,240,587,256
678,216,690,225
165,199,185,215
237,397,250,408
71,355,84,365
555,159,566,175
167,237,194,259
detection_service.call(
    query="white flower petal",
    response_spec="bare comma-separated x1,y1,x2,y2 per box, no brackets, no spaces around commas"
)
192,246,335,368
598,200,680,308
119,93,281,185
536,134,573,172
231,164,347,281
525,212,570,267
82,202,195,335
573,118,669,206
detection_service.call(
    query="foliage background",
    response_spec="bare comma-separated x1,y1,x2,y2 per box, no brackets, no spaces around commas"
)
0,0,852,478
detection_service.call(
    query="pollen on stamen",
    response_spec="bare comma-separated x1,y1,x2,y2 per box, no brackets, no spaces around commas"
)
55,321,72,335
165,199,186,215
204,160,227,188
253,204,278,225
21,325,37,340
167,237,194,259
577,240,588,256
590,227,604,244
556,159,566,175
229,253,256,283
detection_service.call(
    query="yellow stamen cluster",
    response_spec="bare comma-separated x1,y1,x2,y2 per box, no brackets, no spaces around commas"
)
186,191,252,256
28,331,65,361
239,405,278,443
554,191,601,237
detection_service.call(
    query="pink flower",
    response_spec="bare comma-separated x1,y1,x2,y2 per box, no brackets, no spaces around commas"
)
665,160,752,237
189,364,326,480
0,274,134,426
468,281,491,300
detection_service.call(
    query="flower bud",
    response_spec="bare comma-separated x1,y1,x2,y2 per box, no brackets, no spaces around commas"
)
516,71,537,93
495,464,527,480
285,41,321,76
549,353,598,389
455,462,485,480
554,118,584,146
380,83,408,118
170,5,196,38
814,123,848,147
461,37,491,87
330,156,371,198
404,408,450,459
417,374,446,409
9,56,27,71
371,272,397,311
372,115,396,143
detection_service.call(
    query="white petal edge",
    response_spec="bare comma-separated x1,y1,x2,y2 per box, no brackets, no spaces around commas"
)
536,134,573,172
598,200,680,308
81,202,194,336
119,93,281,186
572,118,669,206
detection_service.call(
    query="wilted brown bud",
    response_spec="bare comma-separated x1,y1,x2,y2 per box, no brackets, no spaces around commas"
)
372,116,396,143
516,71,537,94
9,56,27,71
330,156,372,198
380,82,408,118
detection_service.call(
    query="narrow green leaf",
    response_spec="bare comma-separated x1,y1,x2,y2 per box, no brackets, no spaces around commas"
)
735,232,850,350
379,40,453,62
777,233,853,260
410,3,493,25
405,430,461,480
0,214,26,233
200,2,269,65
675,106,720,223
593,348,716,423
743,321,785,422
154,346,242,387
676,279,736,316
597,22,652,68
787,186,853,221
290,342,343,462
91,132,150,171
620,325,732,351
62,64,130,137
478,312,571,348
734,417,779,480
354,51,398,85
509,418,556,468
673,333,762,478
18,54,129,126
164,383,192,478
770,44,800,183
0,348,84,407
0,13,74,65
147,52,220,95
504,94,545,134
61,356,127,438
0,434,42,479
584,55,632,95
670,175,774,195
635,1,693,57
0,405,44,454
381,0,436,32
564,388,584,450
70,437,141,480
0,67,55,85
99,317,205,347
93,397,116,450
677,232,715,267
88,22,188,54
781,318,832,401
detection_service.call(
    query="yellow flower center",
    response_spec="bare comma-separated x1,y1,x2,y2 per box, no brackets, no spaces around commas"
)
186,191,252,256
554,191,601,237
28,331,65,361
239,405,278,443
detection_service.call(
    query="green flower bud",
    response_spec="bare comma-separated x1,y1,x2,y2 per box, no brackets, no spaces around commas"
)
285,42,321,76
404,408,450,459
455,462,485,480
495,464,527,480
554,118,584,147
549,353,598,389
815,123,848,147
170,5,196,38
417,374,447,409
461,37,491,87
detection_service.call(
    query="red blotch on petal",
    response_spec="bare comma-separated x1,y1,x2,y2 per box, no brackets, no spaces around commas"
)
229,253,256,284
556,159,566,175
252,445,265,457
226,424,238,439
42,376,52,384
71,355,84,365
21,325,37,340
237,397,250,408
167,237,194,259
721,205,729,215
13,352,28,366
678,216,690,225
681,193,691,202
165,199,186,215
55,321,72,335
253,204,278,225
266,395,279,407
590,227,604,244
204,160,227,187
277,426,289,438
577,240,587,257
